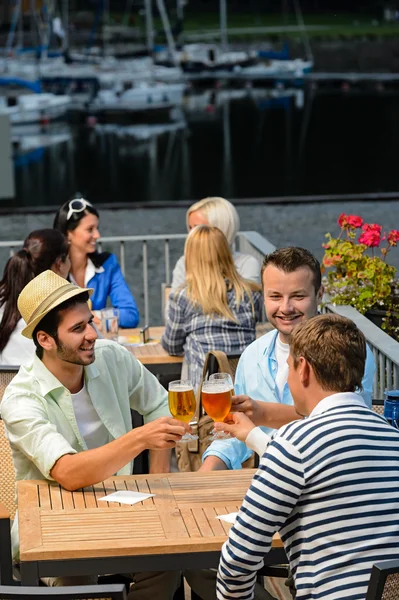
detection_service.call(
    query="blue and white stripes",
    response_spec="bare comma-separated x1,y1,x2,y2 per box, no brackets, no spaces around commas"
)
217,393,399,600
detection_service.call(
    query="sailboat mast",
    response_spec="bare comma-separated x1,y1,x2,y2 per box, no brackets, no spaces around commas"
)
144,0,154,55
220,0,228,52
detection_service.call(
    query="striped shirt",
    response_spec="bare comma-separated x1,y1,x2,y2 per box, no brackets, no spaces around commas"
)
161,286,262,391
217,393,399,600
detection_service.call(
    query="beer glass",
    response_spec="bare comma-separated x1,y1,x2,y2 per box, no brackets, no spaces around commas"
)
168,380,198,442
201,377,233,440
209,372,234,389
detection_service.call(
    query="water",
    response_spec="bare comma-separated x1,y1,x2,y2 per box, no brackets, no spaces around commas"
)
7,86,399,209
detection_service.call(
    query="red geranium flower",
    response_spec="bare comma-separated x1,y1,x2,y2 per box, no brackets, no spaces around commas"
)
388,230,399,246
346,215,363,228
338,213,363,229
358,229,382,248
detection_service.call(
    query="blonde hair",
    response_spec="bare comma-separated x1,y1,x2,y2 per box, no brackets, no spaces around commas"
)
184,225,261,321
186,197,239,245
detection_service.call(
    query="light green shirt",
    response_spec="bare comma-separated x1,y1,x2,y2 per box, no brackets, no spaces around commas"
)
0,339,170,560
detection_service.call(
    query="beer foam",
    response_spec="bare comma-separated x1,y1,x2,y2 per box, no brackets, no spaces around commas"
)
170,385,193,392
203,383,232,393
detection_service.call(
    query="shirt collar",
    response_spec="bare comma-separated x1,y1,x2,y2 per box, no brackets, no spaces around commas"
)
263,329,279,360
309,392,368,418
69,258,104,288
33,351,101,398
85,257,104,286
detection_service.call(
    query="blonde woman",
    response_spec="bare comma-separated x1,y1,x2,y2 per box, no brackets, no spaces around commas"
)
162,226,262,390
170,196,260,291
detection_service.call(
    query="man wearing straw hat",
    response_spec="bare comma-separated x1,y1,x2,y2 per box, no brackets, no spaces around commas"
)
1,270,187,597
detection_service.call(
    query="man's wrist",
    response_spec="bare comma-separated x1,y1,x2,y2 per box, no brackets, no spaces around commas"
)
129,427,147,455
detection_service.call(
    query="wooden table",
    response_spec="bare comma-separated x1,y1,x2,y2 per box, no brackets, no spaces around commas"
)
120,326,183,376
18,470,285,585
120,323,273,376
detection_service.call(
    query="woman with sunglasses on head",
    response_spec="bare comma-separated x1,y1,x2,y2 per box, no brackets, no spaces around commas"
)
0,229,71,365
53,196,139,328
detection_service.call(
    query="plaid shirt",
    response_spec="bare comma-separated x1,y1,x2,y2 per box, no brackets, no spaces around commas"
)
161,287,263,390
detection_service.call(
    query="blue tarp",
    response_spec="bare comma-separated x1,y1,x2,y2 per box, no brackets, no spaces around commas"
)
0,77,41,93
258,42,290,60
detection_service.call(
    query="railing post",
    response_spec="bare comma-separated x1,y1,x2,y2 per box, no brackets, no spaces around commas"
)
120,241,126,276
142,240,149,326
165,239,170,285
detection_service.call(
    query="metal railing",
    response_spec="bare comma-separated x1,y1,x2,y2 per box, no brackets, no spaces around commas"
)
1,230,399,400
0,231,267,326
322,304,399,400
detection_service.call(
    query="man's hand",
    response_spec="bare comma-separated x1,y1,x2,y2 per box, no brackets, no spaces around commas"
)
231,395,263,426
214,412,256,443
140,416,190,449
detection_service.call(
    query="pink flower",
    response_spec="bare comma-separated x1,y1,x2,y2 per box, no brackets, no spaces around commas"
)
362,223,382,234
358,229,381,248
388,230,399,246
346,215,363,228
338,213,363,229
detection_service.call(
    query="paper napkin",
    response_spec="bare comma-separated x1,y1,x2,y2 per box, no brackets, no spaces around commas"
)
98,490,155,505
216,512,238,524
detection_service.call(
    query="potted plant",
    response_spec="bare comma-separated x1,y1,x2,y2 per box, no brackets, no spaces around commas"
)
322,213,399,341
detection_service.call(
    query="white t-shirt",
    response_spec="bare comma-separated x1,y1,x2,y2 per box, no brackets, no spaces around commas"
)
71,382,110,450
0,307,35,366
274,334,290,401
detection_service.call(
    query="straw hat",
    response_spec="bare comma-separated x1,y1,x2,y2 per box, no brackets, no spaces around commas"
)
18,270,93,339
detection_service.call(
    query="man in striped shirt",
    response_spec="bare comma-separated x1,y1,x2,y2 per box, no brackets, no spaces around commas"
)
217,314,399,600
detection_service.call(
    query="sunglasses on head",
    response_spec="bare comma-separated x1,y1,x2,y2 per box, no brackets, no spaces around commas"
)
66,198,93,222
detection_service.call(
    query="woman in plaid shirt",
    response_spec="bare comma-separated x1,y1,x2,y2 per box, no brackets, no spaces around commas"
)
161,226,262,391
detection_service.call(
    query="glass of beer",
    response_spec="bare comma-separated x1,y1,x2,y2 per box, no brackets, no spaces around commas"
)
168,380,198,443
201,377,233,440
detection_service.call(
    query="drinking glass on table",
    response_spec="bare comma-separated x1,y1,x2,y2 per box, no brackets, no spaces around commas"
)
201,375,233,440
101,308,120,342
168,380,199,443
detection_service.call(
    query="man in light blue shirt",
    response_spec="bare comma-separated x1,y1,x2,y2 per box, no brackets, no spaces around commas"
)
201,247,375,472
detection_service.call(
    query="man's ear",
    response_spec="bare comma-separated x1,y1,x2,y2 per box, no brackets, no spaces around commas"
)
36,331,56,353
298,357,311,388
317,284,324,305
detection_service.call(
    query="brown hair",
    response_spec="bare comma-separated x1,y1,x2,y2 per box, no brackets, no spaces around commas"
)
289,314,366,393
261,247,322,292
0,229,69,354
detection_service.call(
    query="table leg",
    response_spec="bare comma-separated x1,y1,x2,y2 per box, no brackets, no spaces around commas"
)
20,561,39,585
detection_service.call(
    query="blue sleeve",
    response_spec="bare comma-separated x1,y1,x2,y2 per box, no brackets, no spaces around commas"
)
161,292,187,356
359,344,375,409
108,255,139,328
202,436,252,470
202,352,252,469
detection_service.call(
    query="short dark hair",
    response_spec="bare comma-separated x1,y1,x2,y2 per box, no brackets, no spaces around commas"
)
289,314,366,393
32,291,90,359
53,195,99,236
261,247,322,292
